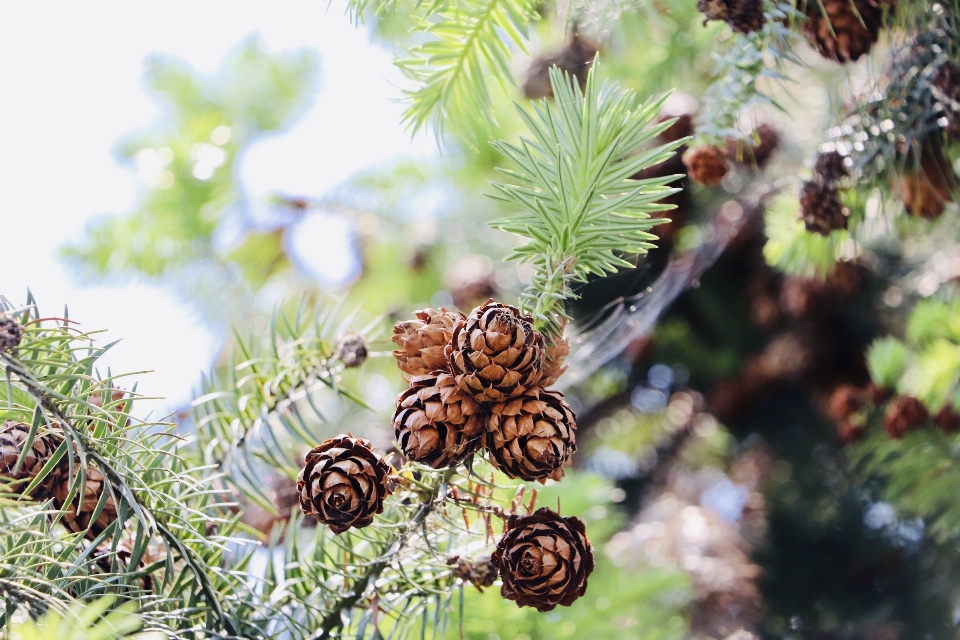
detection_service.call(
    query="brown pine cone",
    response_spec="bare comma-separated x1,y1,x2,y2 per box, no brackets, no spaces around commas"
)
297,435,392,534
540,335,570,387
727,124,780,167
522,33,598,100
934,405,960,434
814,151,850,182
897,143,957,220
486,389,576,482
883,396,929,438
0,420,60,499
0,313,22,354
448,300,545,402
54,465,119,539
444,254,499,311
801,0,885,63
827,385,866,443
800,180,847,235
393,373,485,468
334,333,368,369
492,507,595,611
448,554,499,592
392,308,464,378
683,145,730,186
932,62,960,139
698,0,766,34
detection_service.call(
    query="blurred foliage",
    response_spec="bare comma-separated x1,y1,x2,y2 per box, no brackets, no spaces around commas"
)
9,598,157,640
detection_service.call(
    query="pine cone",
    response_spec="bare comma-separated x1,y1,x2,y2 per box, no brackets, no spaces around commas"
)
0,420,60,499
444,254,499,311
448,554,499,591
934,405,960,434
827,385,866,443
801,0,885,63
683,146,730,186
0,312,22,354
932,62,960,139
492,507,595,611
883,395,929,438
522,34,598,100
448,301,545,402
393,373,485,468
486,388,576,482
540,335,570,387
698,0,766,34
800,180,847,235
814,151,850,182
896,143,957,219
335,333,368,369
297,435,392,534
392,308,464,378
727,124,780,167
53,465,119,539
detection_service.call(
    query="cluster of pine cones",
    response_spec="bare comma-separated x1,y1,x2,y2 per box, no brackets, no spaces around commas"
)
827,384,960,442
391,300,576,482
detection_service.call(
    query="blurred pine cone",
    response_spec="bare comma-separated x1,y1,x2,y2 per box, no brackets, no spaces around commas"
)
896,143,957,219
932,62,960,139
392,308,463,378
814,150,850,182
827,384,866,442
727,123,780,167
448,300,545,402
394,373,485,468
53,465,119,539
698,0,766,34
444,254,498,311
883,396,930,438
800,179,847,234
684,145,730,186
334,333,368,369
801,0,886,63
522,33,597,100
491,508,595,611
486,388,577,482
448,554,499,592
540,335,570,387
934,405,960,434
297,435,392,534
0,312,22,354
0,420,60,499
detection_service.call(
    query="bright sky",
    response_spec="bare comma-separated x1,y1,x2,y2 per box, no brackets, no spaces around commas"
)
0,2,435,411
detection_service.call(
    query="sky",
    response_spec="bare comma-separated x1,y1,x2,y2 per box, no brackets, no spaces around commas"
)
0,2,435,412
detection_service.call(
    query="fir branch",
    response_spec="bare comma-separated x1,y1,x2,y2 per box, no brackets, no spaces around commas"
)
488,60,686,338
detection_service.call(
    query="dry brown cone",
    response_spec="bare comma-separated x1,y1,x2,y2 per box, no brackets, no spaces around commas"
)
392,308,464,378
0,312,22,354
896,143,957,219
698,0,766,32
491,507,595,612
334,333,368,369
932,62,960,139
814,151,850,182
801,0,886,63
393,373,485,468
827,384,866,443
486,388,576,482
540,334,570,388
683,145,730,186
0,420,60,499
522,33,598,100
883,395,930,439
800,179,848,235
933,405,960,434
53,465,119,539
297,434,393,534
448,300,545,402
727,124,780,168
448,554,499,592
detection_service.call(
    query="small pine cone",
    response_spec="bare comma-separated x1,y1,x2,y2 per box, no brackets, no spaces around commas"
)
932,62,960,139
492,507,595,611
934,405,960,434
522,34,598,100
698,0,766,34
683,145,730,186
827,385,866,443
0,313,23,354
866,382,892,405
444,254,499,311
297,435,392,534
883,396,929,439
392,308,464,378
448,554,499,592
54,465,119,539
393,373,485,468
897,144,957,220
448,300,545,403
334,333,368,369
814,151,850,182
728,123,780,167
800,180,847,235
801,0,885,63
540,335,570,387
0,421,60,499
486,388,576,482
